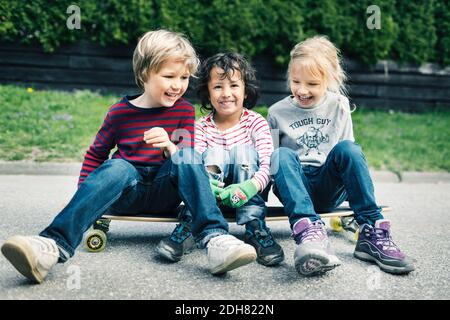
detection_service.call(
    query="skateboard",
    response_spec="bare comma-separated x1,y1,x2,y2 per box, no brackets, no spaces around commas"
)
83,205,391,252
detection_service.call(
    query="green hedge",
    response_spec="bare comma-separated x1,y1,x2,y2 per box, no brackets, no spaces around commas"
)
0,0,448,66
434,0,450,66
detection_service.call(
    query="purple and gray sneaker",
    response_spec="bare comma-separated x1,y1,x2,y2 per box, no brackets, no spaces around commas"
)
354,219,414,274
293,218,341,276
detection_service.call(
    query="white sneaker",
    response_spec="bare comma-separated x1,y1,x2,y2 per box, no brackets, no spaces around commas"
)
207,234,257,275
1,235,60,283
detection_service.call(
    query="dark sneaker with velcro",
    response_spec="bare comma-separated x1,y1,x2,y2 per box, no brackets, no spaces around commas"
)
354,219,414,274
244,219,284,266
156,222,196,262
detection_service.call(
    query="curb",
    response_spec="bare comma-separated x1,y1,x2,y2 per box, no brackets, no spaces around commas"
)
0,161,81,176
0,161,449,183
399,171,450,183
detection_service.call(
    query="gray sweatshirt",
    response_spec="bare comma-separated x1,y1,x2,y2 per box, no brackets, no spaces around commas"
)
267,91,354,167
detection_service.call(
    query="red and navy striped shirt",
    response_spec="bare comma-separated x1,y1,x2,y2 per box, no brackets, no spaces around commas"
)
78,95,195,186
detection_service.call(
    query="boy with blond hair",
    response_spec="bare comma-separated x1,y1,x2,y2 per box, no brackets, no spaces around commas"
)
1,30,256,283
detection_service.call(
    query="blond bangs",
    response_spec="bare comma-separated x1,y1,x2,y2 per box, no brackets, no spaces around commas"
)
297,57,326,82
133,30,199,90
288,36,347,96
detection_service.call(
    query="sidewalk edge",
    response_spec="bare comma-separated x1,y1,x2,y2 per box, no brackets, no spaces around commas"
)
0,161,449,183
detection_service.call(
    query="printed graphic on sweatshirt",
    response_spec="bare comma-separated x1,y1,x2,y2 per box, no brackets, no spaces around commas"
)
289,117,331,156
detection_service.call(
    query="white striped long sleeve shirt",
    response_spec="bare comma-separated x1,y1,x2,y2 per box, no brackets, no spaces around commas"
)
195,109,274,191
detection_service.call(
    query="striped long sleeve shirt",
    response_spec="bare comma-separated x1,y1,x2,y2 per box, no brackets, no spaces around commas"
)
78,95,195,186
195,109,274,191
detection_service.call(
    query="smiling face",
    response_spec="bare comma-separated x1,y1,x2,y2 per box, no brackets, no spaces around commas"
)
289,60,326,108
207,67,246,119
143,57,190,107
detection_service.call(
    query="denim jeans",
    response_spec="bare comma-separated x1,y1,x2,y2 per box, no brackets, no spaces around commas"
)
270,141,383,228
181,145,267,226
40,148,229,261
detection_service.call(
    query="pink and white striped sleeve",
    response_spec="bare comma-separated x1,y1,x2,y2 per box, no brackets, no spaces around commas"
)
250,113,274,191
194,120,208,155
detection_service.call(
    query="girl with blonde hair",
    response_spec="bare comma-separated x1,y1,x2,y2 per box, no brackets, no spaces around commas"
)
268,36,414,277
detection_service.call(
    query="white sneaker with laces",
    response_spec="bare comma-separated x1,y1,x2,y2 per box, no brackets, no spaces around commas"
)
1,235,60,283
207,234,256,275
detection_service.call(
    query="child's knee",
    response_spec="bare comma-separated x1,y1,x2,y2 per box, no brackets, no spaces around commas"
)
229,145,258,165
202,147,229,166
171,147,203,166
84,159,140,191
206,165,221,174
101,159,138,180
333,140,363,159
271,147,296,162
270,147,298,175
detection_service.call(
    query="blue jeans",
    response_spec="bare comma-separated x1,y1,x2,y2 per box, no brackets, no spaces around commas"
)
40,148,229,261
270,141,383,228
181,145,267,226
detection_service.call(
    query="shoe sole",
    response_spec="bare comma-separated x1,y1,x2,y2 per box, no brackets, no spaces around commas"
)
257,253,285,267
156,243,182,262
295,253,340,276
1,239,43,283
354,251,414,275
210,250,257,275
244,238,285,267
156,238,196,262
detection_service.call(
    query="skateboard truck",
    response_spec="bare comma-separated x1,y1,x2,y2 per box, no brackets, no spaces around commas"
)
340,216,359,233
329,216,359,241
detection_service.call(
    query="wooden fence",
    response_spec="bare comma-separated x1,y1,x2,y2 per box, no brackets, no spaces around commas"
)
1,41,449,111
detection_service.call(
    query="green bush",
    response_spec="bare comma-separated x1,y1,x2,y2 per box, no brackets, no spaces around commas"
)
434,0,450,66
156,0,304,64
0,0,448,66
80,1,156,46
391,1,437,65
0,1,71,52
343,1,399,65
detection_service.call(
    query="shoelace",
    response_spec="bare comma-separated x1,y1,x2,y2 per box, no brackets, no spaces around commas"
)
296,221,326,244
209,235,242,249
367,228,400,252
253,228,274,247
170,223,191,243
31,236,58,255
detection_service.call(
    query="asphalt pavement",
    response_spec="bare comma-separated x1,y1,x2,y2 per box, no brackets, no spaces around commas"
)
0,163,449,300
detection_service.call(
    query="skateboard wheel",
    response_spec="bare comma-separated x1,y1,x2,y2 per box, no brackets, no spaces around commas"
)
354,231,359,242
84,229,107,252
329,217,343,232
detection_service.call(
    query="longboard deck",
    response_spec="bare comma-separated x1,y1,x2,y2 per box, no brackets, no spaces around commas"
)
85,205,392,252
101,205,392,223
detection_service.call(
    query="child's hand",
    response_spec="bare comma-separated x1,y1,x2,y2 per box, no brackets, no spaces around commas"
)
143,127,177,155
218,179,258,208
210,179,225,198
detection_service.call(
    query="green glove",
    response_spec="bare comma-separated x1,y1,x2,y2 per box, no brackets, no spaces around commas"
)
210,179,225,198
218,180,258,208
